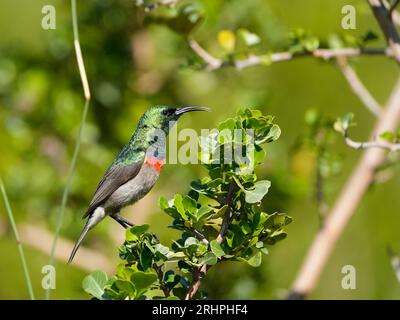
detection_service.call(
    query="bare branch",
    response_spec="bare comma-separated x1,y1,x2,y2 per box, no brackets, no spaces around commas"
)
189,39,223,71
288,76,400,299
189,39,392,71
369,0,400,64
336,57,382,117
392,10,400,25
343,135,400,151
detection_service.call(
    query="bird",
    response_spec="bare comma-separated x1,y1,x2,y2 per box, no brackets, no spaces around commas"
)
68,105,209,263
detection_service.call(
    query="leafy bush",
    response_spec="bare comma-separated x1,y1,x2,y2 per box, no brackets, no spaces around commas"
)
82,108,291,300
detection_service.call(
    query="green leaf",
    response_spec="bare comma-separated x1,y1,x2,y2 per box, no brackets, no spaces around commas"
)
174,194,188,220
184,237,198,247
126,224,150,241
199,252,218,265
238,28,261,47
195,205,212,221
115,279,136,295
82,271,108,300
255,241,263,249
380,131,396,142
131,272,158,291
139,248,153,271
210,240,225,257
244,180,271,203
247,251,262,267
183,195,197,214
334,113,355,135
155,243,174,260
256,124,281,144
210,205,229,219
218,118,236,131
159,196,169,210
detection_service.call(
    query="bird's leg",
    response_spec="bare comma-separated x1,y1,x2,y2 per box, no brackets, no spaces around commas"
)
111,213,135,229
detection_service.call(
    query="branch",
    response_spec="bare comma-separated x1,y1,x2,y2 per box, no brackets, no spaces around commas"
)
184,180,236,300
343,135,400,151
336,57,382,117
189,39,392,71
188,39,223,71
392,10,400,26
288,76,400,299
154,264,170,297
190,227,209,245
369,0,400,64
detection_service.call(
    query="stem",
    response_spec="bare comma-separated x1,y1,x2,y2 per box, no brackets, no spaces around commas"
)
46,99,89,300
154,264,170,297
0,178,35,300
185,180,236,300
46,0,91,300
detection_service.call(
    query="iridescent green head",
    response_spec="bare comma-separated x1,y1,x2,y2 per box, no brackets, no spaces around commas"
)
129,105,209,152
137,105,209,134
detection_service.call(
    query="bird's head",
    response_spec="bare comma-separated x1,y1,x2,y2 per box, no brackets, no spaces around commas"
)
138,105,210,133
133,105,209,153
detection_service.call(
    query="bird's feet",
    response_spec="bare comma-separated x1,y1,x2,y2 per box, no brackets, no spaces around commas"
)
111,214,135,229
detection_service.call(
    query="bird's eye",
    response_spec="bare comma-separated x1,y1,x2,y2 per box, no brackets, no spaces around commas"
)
162,109,173,116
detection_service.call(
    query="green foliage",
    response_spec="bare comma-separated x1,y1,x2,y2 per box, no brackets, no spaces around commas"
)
139,1,205,34
333,113,355,136
328,31,379,49
288,29,319,53
82,108,291,300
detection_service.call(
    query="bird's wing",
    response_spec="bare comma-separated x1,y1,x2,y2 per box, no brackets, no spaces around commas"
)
83,160,144,218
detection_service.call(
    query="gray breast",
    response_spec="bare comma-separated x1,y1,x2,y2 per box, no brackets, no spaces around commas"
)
104,164,160,213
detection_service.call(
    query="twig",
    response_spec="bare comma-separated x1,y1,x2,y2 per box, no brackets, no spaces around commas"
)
336,57,382,117
190,227,209,245
343,135,400,151
369,0,400,64
154,264,170,297
0,178,35,300
46,0,91,300
185,181,236,300
189,39,392,71
288,76,400,299
188,39,223,71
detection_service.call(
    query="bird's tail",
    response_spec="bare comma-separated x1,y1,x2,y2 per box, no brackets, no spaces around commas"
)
68,207,106,263
68,219,91,264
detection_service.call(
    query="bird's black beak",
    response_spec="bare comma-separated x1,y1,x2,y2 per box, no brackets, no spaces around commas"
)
175,106,210,116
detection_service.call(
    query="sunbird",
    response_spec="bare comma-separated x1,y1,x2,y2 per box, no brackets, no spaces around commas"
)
68,105,209,263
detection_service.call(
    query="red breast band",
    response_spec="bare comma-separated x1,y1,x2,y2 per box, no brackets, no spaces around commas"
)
145,156,164,172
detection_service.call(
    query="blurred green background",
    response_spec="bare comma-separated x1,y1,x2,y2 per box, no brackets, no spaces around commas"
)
1,0,400,299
